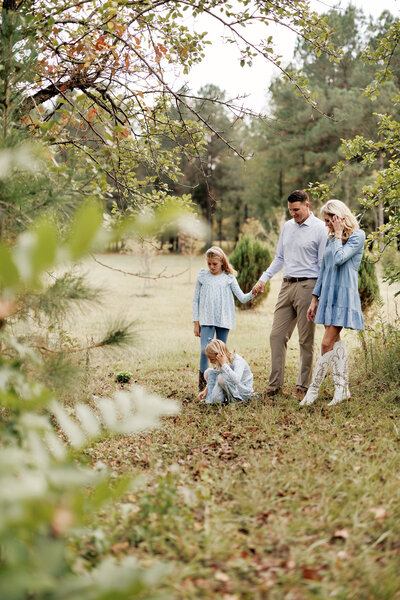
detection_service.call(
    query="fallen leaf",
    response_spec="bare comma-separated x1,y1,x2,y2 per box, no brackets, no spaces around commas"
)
286,557,296,570
333,528,350,540
302,566,323,581
369,506,387,520
110,541,129,554
215,571,230,583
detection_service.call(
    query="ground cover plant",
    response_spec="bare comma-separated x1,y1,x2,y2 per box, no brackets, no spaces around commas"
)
72,254,400,600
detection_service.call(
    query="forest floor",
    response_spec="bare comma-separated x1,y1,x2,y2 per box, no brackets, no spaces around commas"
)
69,253,400,600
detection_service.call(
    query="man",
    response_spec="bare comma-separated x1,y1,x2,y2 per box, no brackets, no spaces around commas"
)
252,190,327,400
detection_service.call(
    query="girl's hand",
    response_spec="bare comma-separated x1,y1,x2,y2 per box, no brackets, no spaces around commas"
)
307,296,319,322
332,215,345,239
252,281,265,295
197,386,207,401
216,351,228,366
194,321,200,337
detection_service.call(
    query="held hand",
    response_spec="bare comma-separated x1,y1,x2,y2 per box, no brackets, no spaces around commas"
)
252,281,265,296
307,297,319,322
194,321,200,337
331,215,345,238
216,351,228,367
197,386,207,401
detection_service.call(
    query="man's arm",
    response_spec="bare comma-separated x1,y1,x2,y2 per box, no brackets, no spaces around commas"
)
252,231,285,294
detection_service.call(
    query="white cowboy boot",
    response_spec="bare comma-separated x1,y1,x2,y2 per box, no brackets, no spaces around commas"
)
328,341,350,406
299,348,334,406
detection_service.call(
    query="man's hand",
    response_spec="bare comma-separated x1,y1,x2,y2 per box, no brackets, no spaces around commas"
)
307,296,319,322
252,281,265,296
194,321,200,337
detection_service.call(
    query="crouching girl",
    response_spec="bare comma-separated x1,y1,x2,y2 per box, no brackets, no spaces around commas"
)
197,339,253,404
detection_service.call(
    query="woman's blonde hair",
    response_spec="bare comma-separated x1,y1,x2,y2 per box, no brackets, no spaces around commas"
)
205,339,235,365
206,246,237,276
320,199,359,241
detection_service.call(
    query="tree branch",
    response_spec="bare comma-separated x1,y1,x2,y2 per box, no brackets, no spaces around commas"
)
91,255,189,280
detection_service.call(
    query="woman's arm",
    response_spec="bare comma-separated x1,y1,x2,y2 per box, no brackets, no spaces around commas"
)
332,230,365,266
312,254,326,298
307,295,319,322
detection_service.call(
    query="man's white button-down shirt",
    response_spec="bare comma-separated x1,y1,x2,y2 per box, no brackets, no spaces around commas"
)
260,213,327,282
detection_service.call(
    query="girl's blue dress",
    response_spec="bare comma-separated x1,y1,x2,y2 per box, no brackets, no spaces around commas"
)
313,229,365,330
192,270,254,330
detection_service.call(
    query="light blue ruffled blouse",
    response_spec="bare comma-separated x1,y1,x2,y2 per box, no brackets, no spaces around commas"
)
206,353,254,403
313,229,365,330
192,269,254,330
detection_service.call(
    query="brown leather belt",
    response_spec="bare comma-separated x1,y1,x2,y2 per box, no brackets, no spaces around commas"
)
283,277,317,283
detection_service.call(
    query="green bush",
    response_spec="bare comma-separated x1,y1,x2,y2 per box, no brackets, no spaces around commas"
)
115,371,133,384
358,251,380,311
230,235,272,310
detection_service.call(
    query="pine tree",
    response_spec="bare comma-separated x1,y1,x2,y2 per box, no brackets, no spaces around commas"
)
230,235,272,310
358,252,380,311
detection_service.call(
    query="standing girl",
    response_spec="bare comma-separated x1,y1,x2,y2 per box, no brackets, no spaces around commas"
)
193,246,254,390
300,199,365,407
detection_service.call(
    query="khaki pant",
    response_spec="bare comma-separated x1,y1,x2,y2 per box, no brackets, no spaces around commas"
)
268,279,316,392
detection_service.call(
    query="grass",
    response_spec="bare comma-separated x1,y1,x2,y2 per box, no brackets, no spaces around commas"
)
70,253,400,599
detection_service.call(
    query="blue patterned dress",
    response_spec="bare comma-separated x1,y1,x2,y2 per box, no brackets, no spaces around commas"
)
192,269,254,329
313,229,365,330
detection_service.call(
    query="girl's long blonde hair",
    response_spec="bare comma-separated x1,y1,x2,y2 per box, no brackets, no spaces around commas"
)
206,246,237,276
205,339,235,365
320,199,359,241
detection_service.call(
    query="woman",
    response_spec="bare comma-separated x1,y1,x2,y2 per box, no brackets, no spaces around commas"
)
300,199,365,407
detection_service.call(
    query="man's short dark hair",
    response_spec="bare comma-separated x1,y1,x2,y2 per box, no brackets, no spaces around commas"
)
287,190,309,204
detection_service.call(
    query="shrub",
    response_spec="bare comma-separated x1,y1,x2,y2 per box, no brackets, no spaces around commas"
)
358,251,380,311
115,371,133,384
230,235,272,310
357,312,400,394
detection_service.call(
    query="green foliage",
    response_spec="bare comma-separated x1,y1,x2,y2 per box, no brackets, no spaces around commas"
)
0,143,189,599
309,13,400,286
229,235,272,310
245,6,400,231
27,271,103,320
99,320,138,351
358,252,381,311
0,0,342,235
381,243,400,292
114,371,133,384
358,312,400,392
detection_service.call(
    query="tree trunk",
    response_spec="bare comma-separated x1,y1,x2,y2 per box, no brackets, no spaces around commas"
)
378,135,384,250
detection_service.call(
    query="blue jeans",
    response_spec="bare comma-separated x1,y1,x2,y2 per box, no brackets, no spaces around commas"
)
199,325,229,372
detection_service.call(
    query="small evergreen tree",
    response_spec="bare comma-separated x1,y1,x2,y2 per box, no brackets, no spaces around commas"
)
230,235,272,310
359,252,380,311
